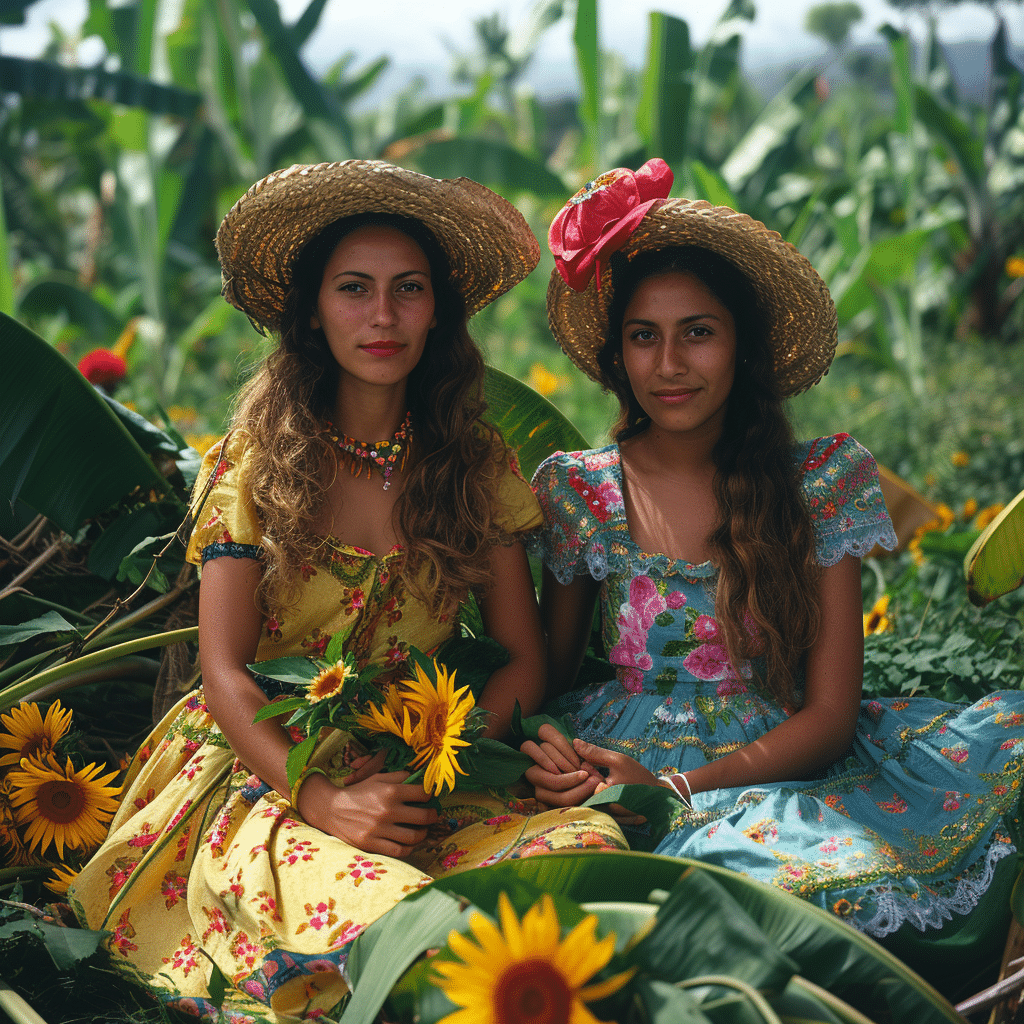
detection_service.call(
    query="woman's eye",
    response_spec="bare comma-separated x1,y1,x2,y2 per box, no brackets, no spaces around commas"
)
629,328,656,342
338,281,365,293
689,324,712,338
398,281,424,293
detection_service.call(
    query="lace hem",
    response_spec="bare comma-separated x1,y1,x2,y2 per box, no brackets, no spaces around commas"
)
201,541,263,564
857,835,1015,937
815,521,898,567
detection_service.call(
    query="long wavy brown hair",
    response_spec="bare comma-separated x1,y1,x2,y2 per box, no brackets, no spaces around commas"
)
232,212,508,616
598,246,821,708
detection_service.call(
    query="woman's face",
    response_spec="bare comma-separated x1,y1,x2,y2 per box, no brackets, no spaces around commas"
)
621,269,737,442
311,224,437,391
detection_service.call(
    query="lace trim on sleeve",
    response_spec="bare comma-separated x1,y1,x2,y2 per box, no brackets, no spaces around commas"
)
201,542,263,565
815,521,898,566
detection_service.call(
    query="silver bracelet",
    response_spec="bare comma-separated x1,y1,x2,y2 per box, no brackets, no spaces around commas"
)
660,772,692,807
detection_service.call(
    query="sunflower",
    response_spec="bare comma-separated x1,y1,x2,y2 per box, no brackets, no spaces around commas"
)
434,893,634,1024
307,659,356,704
0,700,73,769
352,684,409,739
8,752,121,859
46,863,80,896
863,595,891,636
401,660,475,796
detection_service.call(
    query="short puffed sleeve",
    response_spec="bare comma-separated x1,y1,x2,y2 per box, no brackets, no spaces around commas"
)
184,430,264,566
491,445,544,536
529,446,626,584
797,433,897,566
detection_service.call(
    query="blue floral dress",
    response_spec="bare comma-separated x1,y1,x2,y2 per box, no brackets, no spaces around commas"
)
531,433,1024,937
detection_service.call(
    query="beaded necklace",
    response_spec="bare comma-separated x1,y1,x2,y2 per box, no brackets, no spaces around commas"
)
323,411,412,491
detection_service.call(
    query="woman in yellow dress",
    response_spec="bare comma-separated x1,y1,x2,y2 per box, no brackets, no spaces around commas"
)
68,161,626,1022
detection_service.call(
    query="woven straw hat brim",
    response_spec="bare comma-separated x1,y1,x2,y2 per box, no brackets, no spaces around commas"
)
547,198,838,398
217,160,540,333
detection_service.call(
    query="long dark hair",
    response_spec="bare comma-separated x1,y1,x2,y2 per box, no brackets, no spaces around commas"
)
233,212,505,615
601,246,821,707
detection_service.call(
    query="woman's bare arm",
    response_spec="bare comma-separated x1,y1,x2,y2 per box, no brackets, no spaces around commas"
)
474,540,547,738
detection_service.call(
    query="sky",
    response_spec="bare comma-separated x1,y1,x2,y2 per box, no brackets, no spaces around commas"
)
2,0,1019,98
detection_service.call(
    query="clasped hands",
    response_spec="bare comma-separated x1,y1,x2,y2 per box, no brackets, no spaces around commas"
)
521,723,660,825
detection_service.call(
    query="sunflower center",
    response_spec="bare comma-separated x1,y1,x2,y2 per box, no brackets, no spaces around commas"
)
425,706,449,748
494,959,573,1024
37,780,86,824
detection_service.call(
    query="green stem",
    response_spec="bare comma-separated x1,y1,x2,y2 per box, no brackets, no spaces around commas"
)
676,976,782,1023
0,978,49,1024
6,595,95,625
0,650,56,687
0,628,198,712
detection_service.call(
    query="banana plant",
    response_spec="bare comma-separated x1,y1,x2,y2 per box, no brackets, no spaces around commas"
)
965,486,1024,606
340,851,968,1024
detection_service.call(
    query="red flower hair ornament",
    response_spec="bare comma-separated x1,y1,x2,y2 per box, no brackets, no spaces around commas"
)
548,158,673,292
78,348,127,388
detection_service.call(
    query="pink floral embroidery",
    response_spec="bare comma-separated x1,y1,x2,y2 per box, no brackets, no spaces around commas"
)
229,931,263,971
693,615,719,641
567,468,621,524
277,838,318,867
297,899,338,935
943,792,962,812
163,934,202,976
161,872,189,908
941,746,969,764
329,922,365,949
665,591,686,610
682,642,735,682
608,575,666,683
110,909,138,956
337,857,387,886
441,849,469,871
202,906,231,942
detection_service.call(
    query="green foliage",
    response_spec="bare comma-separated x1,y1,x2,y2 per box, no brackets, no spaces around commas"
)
804,2,864,51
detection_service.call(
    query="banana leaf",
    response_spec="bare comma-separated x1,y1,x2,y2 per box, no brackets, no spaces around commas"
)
0,55,199,118
964,486,1024,605
350,852,961,1024
483,365,589,480
0,314,169,534
637,12,693,167
403,137,566,197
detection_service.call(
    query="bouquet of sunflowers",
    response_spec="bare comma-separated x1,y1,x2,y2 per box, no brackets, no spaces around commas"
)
251,631,531,798
0,699,121,894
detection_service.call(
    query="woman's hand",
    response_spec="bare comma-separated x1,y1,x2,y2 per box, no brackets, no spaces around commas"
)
522,725,655,823
298,759,438,860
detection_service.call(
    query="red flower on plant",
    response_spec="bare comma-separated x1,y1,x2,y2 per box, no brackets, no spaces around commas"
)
549,158,674,291
78,349,127,388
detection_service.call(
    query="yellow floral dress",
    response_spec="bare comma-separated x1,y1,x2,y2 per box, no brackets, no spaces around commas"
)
69,431,625,1023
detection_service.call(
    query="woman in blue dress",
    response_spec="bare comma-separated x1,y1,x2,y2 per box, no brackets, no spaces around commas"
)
523,158,1024,939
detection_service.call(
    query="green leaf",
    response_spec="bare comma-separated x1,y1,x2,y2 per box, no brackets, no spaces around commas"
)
252,696,307,723
87,507,170,581
342,888,472,1023
0,918,106,971
633,977,713,1023
404,138,566,198
913,86,985,188
690,159,740,209
573,0,601,162
483,366,589,480
0,55,200,117
509,701,576,745
720,71,817,190
323,623,355,665
0,315,169,533
285,734,316,790
247,657,320,686
881,25,914,135
584,783,680,852
965,486,1024,605
461,738,531,787
0,612,78,647
15,276,119,338
637,12,693,166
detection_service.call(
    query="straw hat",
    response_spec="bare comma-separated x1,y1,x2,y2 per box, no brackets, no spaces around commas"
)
217,160,540,333
547,160,837,397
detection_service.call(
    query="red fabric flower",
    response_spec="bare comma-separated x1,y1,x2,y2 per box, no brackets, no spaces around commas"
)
78,348,127,387
548,158,674,292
